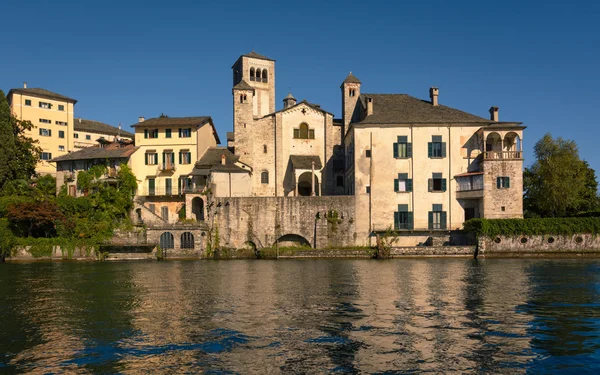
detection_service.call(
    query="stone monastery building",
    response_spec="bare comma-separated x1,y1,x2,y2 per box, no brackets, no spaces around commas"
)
43,51,524,248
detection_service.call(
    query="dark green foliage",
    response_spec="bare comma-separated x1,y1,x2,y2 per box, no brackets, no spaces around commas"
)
0,90,40,190
464,218,600,238
0,219,15,261
524,134,598,217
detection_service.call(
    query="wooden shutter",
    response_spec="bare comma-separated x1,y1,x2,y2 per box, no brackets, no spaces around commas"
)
144,129,148,138
171,152,175,165
441,212,447,230
154,154,158,164
428,142,433,158
394,212,399,230
394,179,399,192
294,129,300,138
428,212,434,230
408,212,414,230
497,177,501,188
49,130,52,136
407,143,412,157
179,152,182,164
428,178,433,192
407,179,413,192
144,154,148,165
442,142,447,157
393,143,398,158
506,177,510,188
442,178,447,192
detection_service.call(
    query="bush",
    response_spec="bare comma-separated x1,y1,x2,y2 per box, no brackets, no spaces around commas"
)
464,217,600,238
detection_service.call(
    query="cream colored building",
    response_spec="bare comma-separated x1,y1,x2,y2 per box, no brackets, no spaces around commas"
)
8,84,77,175
130,116,222,223
73,118,134,149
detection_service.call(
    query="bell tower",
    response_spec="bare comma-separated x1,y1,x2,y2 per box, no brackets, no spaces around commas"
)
341,72,361,139
232,51,275,118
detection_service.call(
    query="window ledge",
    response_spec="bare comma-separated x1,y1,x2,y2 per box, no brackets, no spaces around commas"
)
395,191,411,194
429,190,447,193
394,157,411,160
429,157,445,159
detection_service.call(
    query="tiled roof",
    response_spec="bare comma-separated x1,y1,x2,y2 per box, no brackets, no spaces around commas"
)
131,116,221,144
290,155,323,170
356,94,491,124
8,87,77,104
243,51,274,61
51,142,138,162
233,79,255,91
342,72,361,84
192,147,249,174
74,118,134,138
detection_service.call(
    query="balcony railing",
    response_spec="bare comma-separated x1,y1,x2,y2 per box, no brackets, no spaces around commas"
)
158,163,176,172
483,151,523,160
141,186,206,196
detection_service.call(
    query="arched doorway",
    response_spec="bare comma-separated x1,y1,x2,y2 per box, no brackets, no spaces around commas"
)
181,232,194,249
275,234,311,248
297,172,319,196
192,197,204,221
159,232,174,249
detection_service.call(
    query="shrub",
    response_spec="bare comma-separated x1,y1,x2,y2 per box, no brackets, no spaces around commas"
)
464,217,600,238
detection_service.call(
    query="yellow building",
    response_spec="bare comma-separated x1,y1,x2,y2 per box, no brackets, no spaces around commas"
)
8,83,77,175
130,116,221,223
73,118,134,149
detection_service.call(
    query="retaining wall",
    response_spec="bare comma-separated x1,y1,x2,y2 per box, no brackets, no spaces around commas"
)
479,234,600,256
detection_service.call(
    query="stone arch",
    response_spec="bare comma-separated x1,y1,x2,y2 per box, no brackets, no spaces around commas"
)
181,232,194,249
261,171,269,184
503,132,521,152
249,67,255,81
135,208,142,222
262,69,268,83
192,197,204,221
275,234,311,248
298,171,319,196
256,68,262,82
485,132,503,154
159,232,174,249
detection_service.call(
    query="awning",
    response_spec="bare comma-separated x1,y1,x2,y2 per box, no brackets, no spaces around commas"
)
290,155,322,170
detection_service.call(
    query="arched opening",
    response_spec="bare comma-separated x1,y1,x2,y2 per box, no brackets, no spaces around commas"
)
503,132,522,158
275,234,311,248
261,171,269,184
262,69,268,83
181,232,194,249
256,69,262,82
249,68,255,81
135,208,142,222
192,197,204,221
485,132,503,157
300,123,309,139
160,232,174,249
297,171,319,196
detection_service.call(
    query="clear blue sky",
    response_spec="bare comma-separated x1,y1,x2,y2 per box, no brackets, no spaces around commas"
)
1,0,599,176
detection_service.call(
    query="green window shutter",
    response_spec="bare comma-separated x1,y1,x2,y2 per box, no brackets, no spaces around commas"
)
393,143,398,158
428,212,434,230
408,212,414,230
394,212,399,230
294,129,299,138
394,179,399,192
442,142,447,158
162,153,165,167
506,177,510,188
441,212,447,230
432,135,442,142
144,129,148,138
398,136,407,143
398,204,408,212
179,152,182,164
497,177,501,189
428,178,433,192
442,178,447,192
172,152,175,164
154,154,158,164
144,154,148,165
407,179,413,192
178,177,182,194
407,143,412,157
398,173,408,180
428,142,433,158
49,130,52,136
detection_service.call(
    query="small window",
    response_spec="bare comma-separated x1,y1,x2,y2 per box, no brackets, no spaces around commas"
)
262,69,268,83
394,204,414,230
394,173,413,192
263,144,267,153
39,101,52,109
179,151,191,164
349,89,355,97
58,105,64,111
428,173,447,192
40,152,52,160
294,123,314,139
256,69,262,82
428,135,446,158
366,150,371,158
25,99,31,106
58,145,65,151
145,153,158,165
39,128,51,137
161,206,169,222
58,130,65,139
366,186,371,194
497,177,510,189
428,204,447,230
85,135,91,140
261,171,269,184
179,128,191,138
144,129,159,139
250,67,255,81
393,136,412,158
149,203,155,213
55,121,67,126
39,118,51,124
165,129,172,138
74,133,79,139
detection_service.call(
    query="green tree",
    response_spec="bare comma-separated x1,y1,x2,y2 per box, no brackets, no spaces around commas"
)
0,90,41,191
524,133,595,217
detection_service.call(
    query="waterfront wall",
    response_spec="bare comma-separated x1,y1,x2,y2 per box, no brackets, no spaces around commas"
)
479,234,600,256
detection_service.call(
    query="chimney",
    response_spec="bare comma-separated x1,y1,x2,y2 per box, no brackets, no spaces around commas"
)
489,106,499,122
430,87,439,106
366,97,373,116
78,118,81,123
221,154,226,165
138,116,145,123
23,82,27,89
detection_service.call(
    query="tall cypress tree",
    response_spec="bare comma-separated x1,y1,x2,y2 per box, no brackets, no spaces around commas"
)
0,90,40,191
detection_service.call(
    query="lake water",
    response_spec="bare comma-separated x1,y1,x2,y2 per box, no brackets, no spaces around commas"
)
2,259,600,374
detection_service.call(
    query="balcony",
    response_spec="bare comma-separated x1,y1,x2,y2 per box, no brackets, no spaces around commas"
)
483,151,523,160
141,186,205,197
158,163,176,173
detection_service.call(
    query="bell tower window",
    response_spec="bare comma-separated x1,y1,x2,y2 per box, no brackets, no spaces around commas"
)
256,69,262,82
250,68,255,81
349,89,356,97
262,69,268,83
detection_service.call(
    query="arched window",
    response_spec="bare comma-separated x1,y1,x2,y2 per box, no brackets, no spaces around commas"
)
294,123,315,139
181,232,194,249
349,89,355,97
261,171,269,184
250,68,255,81
262,69,268,83
160,232,174,249
263,144,267,153
256,69,262,82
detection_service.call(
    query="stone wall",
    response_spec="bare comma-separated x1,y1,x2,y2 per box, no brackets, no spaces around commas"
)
479,234,600,256
390,246,475,257
146,224,208,259
213,196,356,249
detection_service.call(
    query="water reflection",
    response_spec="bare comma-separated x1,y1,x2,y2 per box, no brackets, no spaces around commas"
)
1,259,600,373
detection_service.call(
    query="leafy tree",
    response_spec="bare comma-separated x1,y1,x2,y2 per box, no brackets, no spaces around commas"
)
0,90,41,191
6,200,64,237
524,133,596,217
0,219,15,262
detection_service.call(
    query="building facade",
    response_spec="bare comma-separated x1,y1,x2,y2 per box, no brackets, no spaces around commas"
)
73,118,134,149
